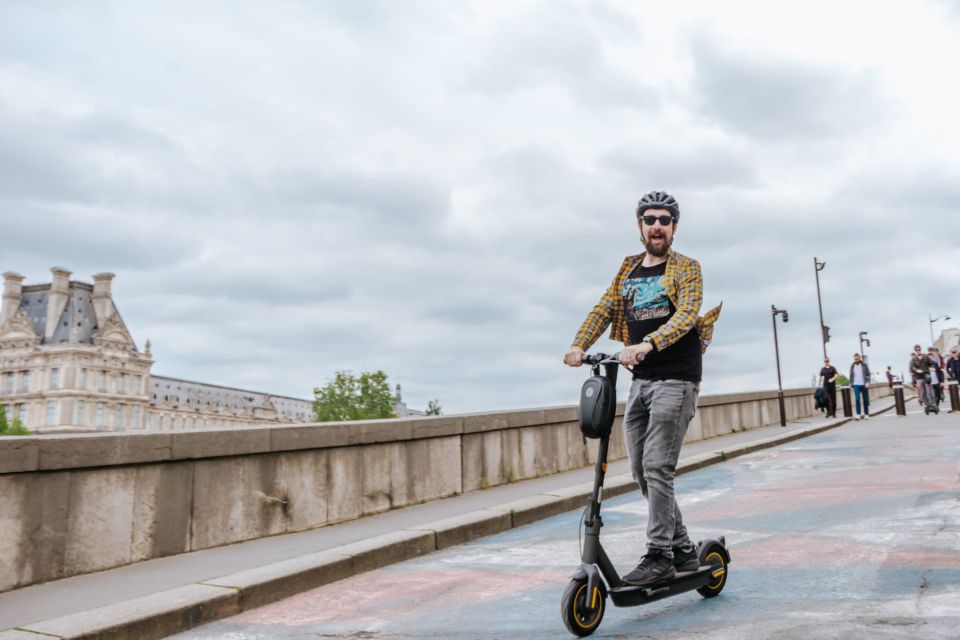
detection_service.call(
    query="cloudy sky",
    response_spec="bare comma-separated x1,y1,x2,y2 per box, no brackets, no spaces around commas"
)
2,0,959,414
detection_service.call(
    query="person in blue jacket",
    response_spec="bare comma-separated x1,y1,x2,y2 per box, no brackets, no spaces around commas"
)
849,353,872,420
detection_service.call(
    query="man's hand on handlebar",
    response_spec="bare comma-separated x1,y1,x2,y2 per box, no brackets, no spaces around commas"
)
563,346,585,367
620,342,653,367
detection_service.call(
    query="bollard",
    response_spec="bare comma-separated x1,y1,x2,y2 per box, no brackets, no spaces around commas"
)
840,385,853,417
893,383,906,416
949,380,960,413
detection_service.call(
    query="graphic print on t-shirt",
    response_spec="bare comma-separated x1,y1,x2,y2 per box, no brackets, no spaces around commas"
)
622,275,670,322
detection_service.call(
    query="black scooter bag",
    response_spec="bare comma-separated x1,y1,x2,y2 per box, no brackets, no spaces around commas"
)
579,374,615,439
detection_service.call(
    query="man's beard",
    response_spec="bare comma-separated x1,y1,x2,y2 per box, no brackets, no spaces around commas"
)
643,231,672,257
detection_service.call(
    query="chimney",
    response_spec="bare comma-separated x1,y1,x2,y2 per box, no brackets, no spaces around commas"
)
1,272,25,325
91,272,115,326
45,267,72,339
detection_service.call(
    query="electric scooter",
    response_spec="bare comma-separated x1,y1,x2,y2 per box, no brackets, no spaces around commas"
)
561,352,731,637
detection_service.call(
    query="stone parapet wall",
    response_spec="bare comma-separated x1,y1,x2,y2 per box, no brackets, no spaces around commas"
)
0,384,892,592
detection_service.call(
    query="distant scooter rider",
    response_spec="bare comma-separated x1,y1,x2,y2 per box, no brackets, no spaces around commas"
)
928,347,944,405
910,345,932,406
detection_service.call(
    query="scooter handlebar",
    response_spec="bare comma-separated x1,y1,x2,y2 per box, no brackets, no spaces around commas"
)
583,352,621,365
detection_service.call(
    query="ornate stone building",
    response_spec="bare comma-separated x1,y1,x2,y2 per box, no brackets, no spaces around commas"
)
0,268,314,433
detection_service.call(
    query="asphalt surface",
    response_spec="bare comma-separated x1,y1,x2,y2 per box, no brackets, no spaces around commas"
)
170,408,960,640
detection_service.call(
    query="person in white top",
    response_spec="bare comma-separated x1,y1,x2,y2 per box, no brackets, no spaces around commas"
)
849,353,872,419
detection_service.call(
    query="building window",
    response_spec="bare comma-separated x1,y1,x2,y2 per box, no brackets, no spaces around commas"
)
3,372,13,395
50,368,60,390
75,400,85,426
19,371,29,393
78,368,87,390
117,373,126,395
114,404,124,431
133,375,142,394
131,405,141,429
17,403,26,424
95,403,104,428
98,371,107,393
46,400,57,426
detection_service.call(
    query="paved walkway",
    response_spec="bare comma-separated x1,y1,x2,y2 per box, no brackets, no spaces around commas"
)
171,406,960,640
0,395,906,636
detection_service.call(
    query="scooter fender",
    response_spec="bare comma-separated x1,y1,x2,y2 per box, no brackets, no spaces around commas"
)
571,563,602,609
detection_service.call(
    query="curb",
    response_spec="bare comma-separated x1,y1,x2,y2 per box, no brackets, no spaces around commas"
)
4,403,898,640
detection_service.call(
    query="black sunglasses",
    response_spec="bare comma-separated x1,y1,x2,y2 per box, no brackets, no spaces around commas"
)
641,214,674,226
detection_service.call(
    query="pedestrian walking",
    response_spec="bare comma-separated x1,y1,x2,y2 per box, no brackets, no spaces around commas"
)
819,357,838,418
849,353,871,419
946,347,960,381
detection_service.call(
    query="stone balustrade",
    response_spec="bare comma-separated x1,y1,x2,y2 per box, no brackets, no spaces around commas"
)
0,384,892,592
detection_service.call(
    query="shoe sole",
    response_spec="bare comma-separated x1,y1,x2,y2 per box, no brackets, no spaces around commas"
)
621,567,677,587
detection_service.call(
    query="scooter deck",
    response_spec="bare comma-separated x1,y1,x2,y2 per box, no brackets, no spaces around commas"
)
608,564,719,607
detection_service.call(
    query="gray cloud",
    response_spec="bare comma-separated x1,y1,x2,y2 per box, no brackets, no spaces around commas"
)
687,36,890,140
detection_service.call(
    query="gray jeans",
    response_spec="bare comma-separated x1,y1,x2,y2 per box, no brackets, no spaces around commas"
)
623,378,699,557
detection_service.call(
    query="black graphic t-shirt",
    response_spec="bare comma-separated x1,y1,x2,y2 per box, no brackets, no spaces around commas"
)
623,262,701,382
820,366,838,387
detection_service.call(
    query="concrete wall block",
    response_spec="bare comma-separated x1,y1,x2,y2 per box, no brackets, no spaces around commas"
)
461,433,485,493
388,443,411,507
191,456,287,551
270,424,351,452
64,468,137,574
760,400,772,425
407,436,461,502
505,408,547,429
0,439,39,473
500,429,521,482
0,476,26,592
481,430,504,487
131,462,193,562
275,450,328,532
327,447,363,523
353,420,413,445
38,434,172,471
608,416,627,460
362,444,393,515
543,405,577,424
411,416,463,439
171,429,272,460
517,427,540,480
462,413,509,434
2,471,71,590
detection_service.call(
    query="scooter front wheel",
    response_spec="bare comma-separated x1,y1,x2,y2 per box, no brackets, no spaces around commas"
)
561,576,606,637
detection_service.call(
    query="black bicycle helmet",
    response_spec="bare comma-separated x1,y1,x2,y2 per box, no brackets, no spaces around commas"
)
636,190,680,222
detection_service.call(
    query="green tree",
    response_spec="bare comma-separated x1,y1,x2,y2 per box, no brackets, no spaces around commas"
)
313,370,397,422
0,406,29,436
425,399,442,416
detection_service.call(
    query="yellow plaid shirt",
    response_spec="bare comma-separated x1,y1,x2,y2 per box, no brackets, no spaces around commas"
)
571,250,722,353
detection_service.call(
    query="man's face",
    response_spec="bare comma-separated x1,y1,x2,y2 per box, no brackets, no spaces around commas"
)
854,354,862,363
914,346,922,355
951,349,958,359
824,359,831,368
638,208,676,257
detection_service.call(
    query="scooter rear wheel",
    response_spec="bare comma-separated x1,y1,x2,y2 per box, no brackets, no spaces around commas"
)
561,577,606,637
696,543,729,598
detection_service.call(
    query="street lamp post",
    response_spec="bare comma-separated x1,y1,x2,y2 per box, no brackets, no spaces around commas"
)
929,313,951,346
814,257,829,359
859,331,870,361
771,305,790,427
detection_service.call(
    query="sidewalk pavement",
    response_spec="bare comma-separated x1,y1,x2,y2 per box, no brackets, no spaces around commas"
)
0,395,905,640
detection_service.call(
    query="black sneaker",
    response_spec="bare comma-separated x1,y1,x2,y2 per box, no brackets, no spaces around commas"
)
672,546,699,572
621,550,676,586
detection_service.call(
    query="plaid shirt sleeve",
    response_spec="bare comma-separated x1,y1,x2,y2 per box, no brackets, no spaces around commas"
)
570,260,631,350
648,258,702,351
